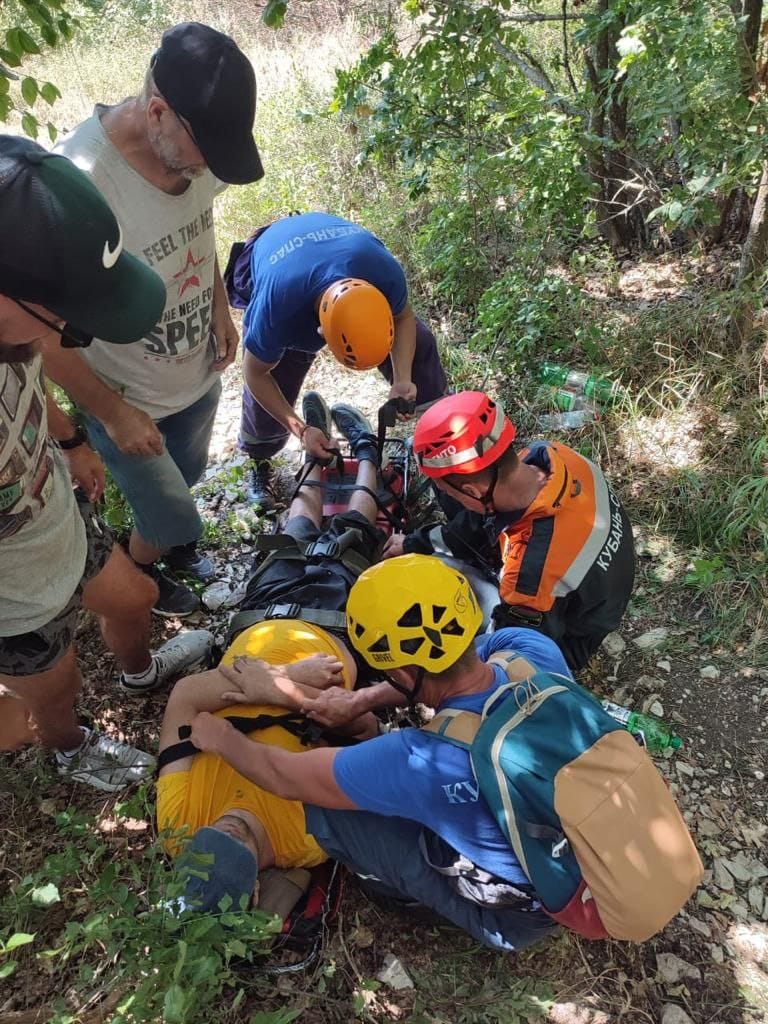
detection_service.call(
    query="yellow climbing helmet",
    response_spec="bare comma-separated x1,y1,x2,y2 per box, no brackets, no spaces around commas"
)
347,555,483,674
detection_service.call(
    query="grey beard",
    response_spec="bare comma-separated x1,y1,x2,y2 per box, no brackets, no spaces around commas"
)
149,130,205,180
0,341,37,364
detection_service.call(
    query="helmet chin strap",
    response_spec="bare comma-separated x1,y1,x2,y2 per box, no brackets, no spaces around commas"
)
443,462,500,515
387,667,426,706
478,462,500,515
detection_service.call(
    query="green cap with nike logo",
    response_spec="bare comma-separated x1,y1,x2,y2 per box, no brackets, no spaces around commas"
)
0,134,166,344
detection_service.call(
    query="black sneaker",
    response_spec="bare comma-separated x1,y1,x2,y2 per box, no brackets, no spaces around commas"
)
331,403,379,464
143,564,201,618
165,542,216,582
246,460,277,511
302,391,333,437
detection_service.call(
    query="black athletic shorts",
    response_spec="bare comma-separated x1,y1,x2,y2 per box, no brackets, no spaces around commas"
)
241,510,383,622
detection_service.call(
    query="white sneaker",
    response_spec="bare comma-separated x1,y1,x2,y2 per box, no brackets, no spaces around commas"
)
119,630,214,694
56,727,155,793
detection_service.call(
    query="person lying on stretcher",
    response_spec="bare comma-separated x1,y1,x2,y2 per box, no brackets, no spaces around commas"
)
156,396,386,911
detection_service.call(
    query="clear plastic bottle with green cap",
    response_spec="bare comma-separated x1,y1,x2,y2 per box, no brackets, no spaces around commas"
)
550,387,588,412
600,700,683,753
539,363,622,405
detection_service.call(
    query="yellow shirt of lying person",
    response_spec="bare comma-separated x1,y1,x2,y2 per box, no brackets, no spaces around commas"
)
157,619,352,868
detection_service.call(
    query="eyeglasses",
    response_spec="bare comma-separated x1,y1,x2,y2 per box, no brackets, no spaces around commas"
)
13,300,94,348
174,111,199,149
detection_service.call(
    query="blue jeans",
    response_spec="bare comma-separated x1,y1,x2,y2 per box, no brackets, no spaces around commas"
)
304,806,557,952
83,380,222,549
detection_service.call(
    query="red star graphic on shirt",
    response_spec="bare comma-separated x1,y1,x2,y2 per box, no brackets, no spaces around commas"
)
173,248,206,298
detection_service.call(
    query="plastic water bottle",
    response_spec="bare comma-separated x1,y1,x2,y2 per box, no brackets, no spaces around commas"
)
549,388,588,412
539,363,621,404
538,409,595,430
601,700,682,753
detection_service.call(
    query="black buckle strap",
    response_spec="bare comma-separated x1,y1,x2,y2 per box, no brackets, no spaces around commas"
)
304,538,340,560
158,712,324,771
264,602,302,620
376,397,416,458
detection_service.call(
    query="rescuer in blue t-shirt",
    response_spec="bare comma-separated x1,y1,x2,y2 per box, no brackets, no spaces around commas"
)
225,212,448,508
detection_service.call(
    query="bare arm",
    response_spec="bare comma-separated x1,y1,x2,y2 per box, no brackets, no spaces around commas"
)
42,337,163,456
243,349,337,459
302,680,405,730
46,392,79,442
189,712,357,808
210,256,239,371
388,303,417,404
159,662,315,776
46,393,106,501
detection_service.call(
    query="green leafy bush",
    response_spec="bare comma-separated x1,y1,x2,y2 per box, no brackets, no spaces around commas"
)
2,802,283,1024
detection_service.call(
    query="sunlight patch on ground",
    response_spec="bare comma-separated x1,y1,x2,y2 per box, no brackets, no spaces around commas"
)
617,407,704,472
548,1002,610,1024
728,922,768,1013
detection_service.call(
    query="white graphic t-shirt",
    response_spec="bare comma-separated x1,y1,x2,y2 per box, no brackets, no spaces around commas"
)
0,356,86,636
56,109,223,420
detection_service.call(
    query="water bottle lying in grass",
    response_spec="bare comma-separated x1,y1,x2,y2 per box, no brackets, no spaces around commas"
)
601,700,683,753
538,408,596,431
539,362,624,404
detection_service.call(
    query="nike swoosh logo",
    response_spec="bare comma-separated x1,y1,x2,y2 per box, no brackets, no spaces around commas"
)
102,224,123,269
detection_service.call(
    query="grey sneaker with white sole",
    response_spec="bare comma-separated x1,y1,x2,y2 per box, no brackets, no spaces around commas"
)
119,629,214,694
56,727,155,793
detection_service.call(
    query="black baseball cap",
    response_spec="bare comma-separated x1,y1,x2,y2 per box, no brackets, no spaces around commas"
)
0,135,166,344
151,23,264,185
178,827,258,913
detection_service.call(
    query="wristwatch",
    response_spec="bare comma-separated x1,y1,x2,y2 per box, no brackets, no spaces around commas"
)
58,424,89,450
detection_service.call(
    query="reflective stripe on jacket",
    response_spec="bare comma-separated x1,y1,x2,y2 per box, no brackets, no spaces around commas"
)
497,441,623,613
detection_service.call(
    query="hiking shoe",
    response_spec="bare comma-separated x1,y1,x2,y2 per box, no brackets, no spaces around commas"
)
331,403,378,464
246,461,277,512
146,564,200,618
302,391,333,438
56,726,155,793
165,542,216,583
119,629,214,694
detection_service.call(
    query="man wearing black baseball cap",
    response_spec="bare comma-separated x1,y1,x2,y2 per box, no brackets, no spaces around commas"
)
50,23,263,616
0,135,213,788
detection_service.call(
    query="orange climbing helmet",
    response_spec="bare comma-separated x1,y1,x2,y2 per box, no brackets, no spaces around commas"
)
318,278,394,371
413,391,517,478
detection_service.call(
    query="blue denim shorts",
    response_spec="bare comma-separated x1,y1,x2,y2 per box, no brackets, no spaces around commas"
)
305,805,557,953
83,379,221,550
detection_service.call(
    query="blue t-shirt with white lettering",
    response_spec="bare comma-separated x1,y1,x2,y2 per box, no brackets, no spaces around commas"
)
333,628,572,886
242,212,409,364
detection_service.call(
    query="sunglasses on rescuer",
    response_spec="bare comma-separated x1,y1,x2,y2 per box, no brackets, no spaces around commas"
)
13,300,94,348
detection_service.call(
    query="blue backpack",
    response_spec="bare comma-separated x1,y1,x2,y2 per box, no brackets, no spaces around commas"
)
422,654,703,940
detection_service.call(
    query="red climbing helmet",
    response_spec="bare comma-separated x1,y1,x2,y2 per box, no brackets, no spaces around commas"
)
413,391,517,478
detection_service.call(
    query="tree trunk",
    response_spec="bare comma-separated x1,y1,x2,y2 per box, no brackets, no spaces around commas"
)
584,0,653,250
707,2,763,246
729,160,768,361
727,0,767,357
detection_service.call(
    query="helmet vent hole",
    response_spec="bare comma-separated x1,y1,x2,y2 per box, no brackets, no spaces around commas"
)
424,626,442,647
441,617,464,637
428,645,443,661
353,622,365,639
400,637,425,656
368,635,391,653
432,605,447,622
397,604,422,628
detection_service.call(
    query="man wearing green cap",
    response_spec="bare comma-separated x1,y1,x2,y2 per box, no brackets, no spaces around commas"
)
47,22,264,616
0,136,212,790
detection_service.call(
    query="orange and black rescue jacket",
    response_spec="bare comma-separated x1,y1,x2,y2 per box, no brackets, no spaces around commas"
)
405,441,635,670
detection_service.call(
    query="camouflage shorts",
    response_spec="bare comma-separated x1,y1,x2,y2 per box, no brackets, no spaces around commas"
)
0,498,115,677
